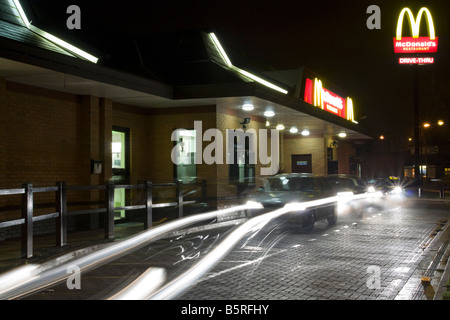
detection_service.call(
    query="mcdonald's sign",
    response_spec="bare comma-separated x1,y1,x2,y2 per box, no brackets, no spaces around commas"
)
393,7,438,53
303,77,357,123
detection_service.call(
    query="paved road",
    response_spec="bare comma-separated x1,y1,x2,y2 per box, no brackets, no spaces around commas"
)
178,199,449,300
17,198,450,301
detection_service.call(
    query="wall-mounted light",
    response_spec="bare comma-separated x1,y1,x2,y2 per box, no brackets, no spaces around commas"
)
240,117,250,129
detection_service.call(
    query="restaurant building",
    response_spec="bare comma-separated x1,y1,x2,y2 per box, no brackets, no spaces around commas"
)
0,0,373,233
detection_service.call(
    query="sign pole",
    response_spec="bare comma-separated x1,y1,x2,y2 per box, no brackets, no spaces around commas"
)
413,65,421,194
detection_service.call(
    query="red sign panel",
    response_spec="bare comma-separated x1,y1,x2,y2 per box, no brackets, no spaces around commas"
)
393,37,438,53
322,88,346,118
303,78,346,119
304,78,313,104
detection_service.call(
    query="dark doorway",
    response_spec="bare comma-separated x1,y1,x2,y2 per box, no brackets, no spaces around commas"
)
328,160,338,174
291,154,312,173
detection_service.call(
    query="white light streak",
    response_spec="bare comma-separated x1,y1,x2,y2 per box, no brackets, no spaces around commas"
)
208,32,288,95
12,0,99,63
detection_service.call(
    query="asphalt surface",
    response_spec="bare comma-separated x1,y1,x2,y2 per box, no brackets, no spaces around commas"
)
1,197,449,302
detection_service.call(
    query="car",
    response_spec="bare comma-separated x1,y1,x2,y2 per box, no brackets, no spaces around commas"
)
326,174,380,216
248,173,338,230
367,176,404,196
326,174,368,195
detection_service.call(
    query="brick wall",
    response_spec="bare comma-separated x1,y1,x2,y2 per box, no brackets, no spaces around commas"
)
0,75,358,239
0,78,222,231
283,135,327,174
0,79,93,226
146,106,217,202
215,106,269,209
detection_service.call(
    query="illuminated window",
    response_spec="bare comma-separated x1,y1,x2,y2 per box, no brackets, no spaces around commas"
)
112,131,125,169
112,128,130,220
445,168,450,178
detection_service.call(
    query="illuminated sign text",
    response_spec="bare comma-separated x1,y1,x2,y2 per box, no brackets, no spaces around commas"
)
304,77,356,123
394,37,437,53
399,57,434,65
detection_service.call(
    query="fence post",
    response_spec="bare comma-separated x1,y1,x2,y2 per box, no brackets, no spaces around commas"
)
105,182,115,239
21,183,33,259
177,180,183,218
55,181,67,247
144,181,153,229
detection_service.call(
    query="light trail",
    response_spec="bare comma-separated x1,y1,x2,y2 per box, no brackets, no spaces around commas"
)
0,202,260,300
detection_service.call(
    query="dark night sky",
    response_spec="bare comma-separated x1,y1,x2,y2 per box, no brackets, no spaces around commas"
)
24,0,450,139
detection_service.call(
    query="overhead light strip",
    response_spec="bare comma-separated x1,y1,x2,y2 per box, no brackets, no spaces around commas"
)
12,0,30,27
209,33,232,68
12,0,99,64
209,32,288,95
233,66,289,94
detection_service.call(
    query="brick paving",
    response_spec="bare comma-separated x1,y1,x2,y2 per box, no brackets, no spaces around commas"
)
4,199,449,300
178,200,450,300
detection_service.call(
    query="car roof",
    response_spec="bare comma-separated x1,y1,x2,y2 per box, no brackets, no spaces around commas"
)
269,173,320,178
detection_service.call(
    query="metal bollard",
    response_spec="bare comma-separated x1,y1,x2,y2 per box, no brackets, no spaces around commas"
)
105,182,115,239
21,183,33,259
144,181,153,229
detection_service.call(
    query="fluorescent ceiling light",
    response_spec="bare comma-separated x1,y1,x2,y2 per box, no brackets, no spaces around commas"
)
12,0,99,64
289,127,298,133
29,26,99,63
264,110,275,117
242,104,254,111
208,32,288,95
209,33,232,68
13,0,30,27
234,67,289,94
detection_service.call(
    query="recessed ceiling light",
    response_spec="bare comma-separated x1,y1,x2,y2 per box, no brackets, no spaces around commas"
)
242,104,254,111
264,110,275,117
276,124,285,130
290,127,298,133
301,129,310,136
339,132,347,138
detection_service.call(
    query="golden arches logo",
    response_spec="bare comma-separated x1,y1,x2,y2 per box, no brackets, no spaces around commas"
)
346,97,357,123
396,7,435,40
313,78,323,109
